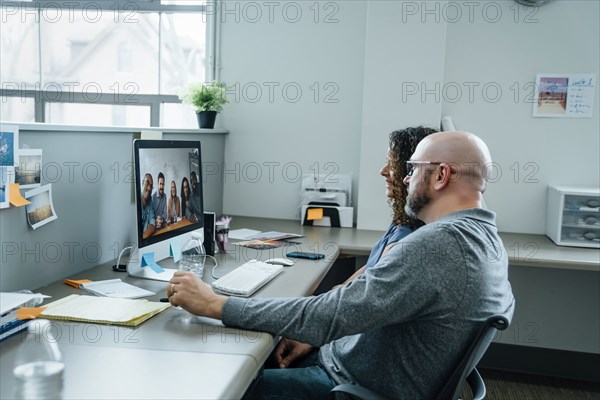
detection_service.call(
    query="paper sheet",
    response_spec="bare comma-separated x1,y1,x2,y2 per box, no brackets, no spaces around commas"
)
228,228,261,240
1,292,39,314
80,279,155,299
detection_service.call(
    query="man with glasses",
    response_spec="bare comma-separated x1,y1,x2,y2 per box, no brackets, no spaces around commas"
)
141,173,156,239
167,131,514,399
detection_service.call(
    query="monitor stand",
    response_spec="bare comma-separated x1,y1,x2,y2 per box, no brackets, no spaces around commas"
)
127,257,178,282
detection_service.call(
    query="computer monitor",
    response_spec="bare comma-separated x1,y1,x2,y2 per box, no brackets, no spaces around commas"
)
127,139,204,281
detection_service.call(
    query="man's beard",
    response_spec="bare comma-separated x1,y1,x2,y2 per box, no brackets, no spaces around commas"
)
405,184,431,219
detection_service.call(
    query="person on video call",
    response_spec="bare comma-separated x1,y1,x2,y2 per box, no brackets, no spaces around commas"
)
152,172,167,229
167,131,514,399
167,180,181,223
180,177,195,222
141,173,156,239
188,171,202,222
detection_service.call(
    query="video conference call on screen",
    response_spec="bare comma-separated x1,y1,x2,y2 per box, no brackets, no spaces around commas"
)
134,140,204,248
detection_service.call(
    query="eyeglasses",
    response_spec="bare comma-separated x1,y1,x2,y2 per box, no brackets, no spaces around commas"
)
405,161,443,177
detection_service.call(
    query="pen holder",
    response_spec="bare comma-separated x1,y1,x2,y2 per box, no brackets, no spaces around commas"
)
216,225,229,253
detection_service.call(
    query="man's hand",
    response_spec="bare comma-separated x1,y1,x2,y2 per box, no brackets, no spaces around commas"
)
273,338,314,368
168,272,227,320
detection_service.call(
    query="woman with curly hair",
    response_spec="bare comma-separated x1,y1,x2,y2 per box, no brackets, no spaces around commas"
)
340,126,438,284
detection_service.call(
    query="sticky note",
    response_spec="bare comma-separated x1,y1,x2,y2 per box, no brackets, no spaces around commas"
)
307,208,324,221
170,240,182,263
141,252,164,273
17,307,47,320
8,183,31,206
64,279,93,288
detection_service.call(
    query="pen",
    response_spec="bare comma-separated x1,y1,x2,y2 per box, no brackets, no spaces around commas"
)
160,297,169,302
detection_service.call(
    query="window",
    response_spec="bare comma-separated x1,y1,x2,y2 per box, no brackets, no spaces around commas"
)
118,43,133,73
0,1,213,128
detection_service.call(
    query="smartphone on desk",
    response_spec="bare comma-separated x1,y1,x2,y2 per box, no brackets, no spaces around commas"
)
286,251,325,260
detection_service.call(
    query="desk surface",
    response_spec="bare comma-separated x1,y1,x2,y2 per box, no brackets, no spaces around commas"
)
232,216,600,272
0,228,339,400
1,216,598,399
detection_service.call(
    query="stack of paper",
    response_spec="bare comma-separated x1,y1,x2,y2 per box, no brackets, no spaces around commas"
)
79,279,155,299
40,295,170,326
1,292,41,341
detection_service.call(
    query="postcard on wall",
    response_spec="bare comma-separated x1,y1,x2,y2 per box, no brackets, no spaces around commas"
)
533,74,596,118
0,124,19,167
15,149,42,189
0,166,15,209
24,184,58,229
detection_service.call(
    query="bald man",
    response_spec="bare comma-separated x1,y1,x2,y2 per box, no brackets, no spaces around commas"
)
168,132,514,399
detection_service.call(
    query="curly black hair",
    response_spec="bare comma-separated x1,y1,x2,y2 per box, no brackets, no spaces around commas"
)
388,126,439,228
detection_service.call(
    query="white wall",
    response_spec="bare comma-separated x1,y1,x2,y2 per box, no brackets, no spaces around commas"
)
220,1,367,221
443,0,600,233
356,1,447,230
220,0,599,235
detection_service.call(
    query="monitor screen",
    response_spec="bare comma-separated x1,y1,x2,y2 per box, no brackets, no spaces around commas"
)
133,139,203,250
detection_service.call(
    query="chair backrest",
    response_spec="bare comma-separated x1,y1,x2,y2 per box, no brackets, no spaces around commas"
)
435,302,515,400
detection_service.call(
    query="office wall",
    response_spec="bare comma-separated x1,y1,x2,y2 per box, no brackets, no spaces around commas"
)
220,0,599,235
356,1,447,230
0,126,226,292
442,0,600,233
219,1,367,221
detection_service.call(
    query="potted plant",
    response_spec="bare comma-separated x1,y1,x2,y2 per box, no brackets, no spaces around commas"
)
179,81,229,129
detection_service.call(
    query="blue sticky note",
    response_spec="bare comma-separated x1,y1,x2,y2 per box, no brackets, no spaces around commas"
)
141,252,164,273
170,240,182,263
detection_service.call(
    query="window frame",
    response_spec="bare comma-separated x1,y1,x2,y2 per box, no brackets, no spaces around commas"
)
0,0,218,127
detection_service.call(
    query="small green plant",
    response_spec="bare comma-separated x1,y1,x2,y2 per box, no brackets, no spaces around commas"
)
179,81,229,113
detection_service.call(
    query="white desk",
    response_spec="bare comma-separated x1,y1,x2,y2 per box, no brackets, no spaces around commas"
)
0,222,340,400
1,216,597,399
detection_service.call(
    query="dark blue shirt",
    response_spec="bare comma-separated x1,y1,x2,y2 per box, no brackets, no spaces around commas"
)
364,223,414,269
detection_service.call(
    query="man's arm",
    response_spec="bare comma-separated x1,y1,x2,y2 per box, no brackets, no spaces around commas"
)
169,271,226,319
169,227,458,348
333,242,397,289
142,206,156,238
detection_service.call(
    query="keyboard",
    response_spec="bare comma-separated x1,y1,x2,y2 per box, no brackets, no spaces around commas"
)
211,260,284,297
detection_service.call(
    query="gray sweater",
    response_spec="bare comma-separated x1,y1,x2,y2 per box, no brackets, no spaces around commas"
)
223,209,514,398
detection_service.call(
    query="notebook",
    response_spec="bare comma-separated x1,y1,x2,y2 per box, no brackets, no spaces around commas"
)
40,295,170,326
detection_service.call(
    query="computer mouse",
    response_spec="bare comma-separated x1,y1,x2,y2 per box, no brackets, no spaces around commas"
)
265,258,295,267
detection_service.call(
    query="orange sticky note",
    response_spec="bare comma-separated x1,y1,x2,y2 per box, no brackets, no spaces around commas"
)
307,208,324,221
8,183,31,206
64,279,92,288
17,307,47,320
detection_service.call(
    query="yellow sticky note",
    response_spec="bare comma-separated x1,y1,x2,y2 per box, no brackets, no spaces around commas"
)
8,183,31,206
64,279,93,288
307,208,324,221
17,307,47,320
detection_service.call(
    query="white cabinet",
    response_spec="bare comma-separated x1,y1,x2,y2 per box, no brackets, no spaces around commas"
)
546,186,600,248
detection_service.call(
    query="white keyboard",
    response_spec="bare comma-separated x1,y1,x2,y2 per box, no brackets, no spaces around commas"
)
211,260,284,297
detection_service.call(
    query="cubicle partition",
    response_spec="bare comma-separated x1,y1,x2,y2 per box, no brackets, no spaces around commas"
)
0,124,227,292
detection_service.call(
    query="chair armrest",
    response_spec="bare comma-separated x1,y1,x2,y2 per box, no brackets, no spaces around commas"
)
467,368,487,400
329,383,389,400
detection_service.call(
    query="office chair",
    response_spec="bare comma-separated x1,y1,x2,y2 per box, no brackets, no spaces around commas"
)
329,306,514,400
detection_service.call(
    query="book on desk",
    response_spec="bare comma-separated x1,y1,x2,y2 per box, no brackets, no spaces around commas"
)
0,292,42,342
